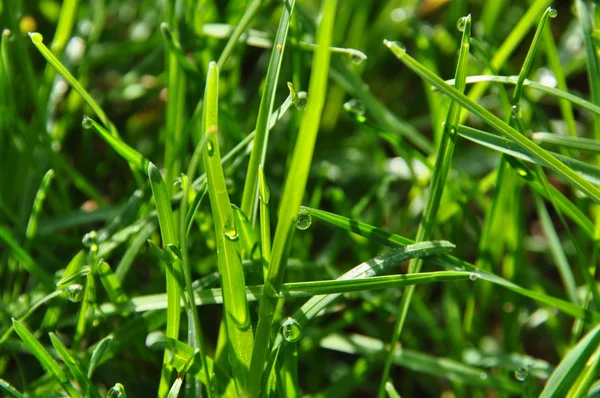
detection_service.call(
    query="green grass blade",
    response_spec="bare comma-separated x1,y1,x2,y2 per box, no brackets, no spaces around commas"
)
259,167,272,281
384,40,600,203
533,133,600,153
49,333,101,398
148,161,182,394
232,205,258,258
167,376,183,398
216,0,263,69
457,125,600,184
379,16,472,397
0,226,54,289
12,319,80,397
540,324,600,397
240,0,295,222
248,1,337,394
28,33,112,130
185,179,207,237
24,169,54,248
84,117,149,172
201,61,254,394
97,260,133,311
87,335,113,378
0,379,24,398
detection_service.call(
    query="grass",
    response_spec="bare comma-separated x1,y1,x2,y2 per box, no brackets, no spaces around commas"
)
2,0,600,397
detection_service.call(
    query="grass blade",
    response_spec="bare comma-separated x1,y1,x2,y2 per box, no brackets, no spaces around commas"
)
533,132,600,153
87,335,113,378
201,61,254,394
12,319,80,397
384,40,600,203
0,379,24,398
248,1,337,394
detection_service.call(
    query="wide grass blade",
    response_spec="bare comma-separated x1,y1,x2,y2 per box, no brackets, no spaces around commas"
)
540,324,600,397
248,1,337,394
384,40,600,203
201,61,254,394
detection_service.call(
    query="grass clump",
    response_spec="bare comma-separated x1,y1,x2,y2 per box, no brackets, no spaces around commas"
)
2,1,600,397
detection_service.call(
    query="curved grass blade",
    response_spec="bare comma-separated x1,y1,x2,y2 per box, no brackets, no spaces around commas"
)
87,335,113,378
161,23,200,75
97,260,133,312
12,319,80,397
457,125,600,185
241,0,296,223
216,0,263,69
167,376,183,398
384,40,600,203
540,324,600,397
24,169,54,249
249,2,337,394
49,332,101,398
148,161,182,394
201,61,254,394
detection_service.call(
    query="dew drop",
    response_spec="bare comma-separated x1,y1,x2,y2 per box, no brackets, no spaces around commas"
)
469,273,478,281
511,105,523,120
281,317,303,342
384,40,406,58
343,99,366,117
549,8,558,18
514,367,528,381
206,140,214,157
295,91,308,111
3,29,13,40
457,16,468,32
296,208,312,230
67,284,84,303
107,383,126,398
28,32,43,43
82,231,98,252
223,228,239,242
348,51,366,65
479,372,488,380
82,116,93,129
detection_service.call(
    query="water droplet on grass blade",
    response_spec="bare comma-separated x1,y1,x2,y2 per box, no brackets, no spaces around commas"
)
28,32,43,43
223,228,239,242
514,367,528,381
343,99,366,117
67,284,84,302
281,317,303,342
206,140,214,156
82,231,98,252
457,16,468,32
469,273,478,281
511,105,522,120
383,40,406,58
295,91,308,111
296,208,312,230
107,383,126,398
549,8,558,18
348,50,366,65
82,116,93,129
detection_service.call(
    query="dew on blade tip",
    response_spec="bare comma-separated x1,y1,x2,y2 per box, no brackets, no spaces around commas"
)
296,208,312,230
281,317,303,342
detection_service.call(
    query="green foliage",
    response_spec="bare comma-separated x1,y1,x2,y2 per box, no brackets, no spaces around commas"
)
2,1,600,397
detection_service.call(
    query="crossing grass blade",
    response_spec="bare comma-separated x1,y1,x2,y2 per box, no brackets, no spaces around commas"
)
248,2,337,394
12,319,80,397
533,133,600,153
384,40,600,203
48,332,101,398
201,61,254,395
240,0,295,222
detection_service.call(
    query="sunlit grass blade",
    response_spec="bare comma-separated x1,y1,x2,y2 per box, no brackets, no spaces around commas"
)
457,125,600,185
232,205,258,258
24,169,54,249
0,226,54,289
259,167,271,280
385,381,401,398
28,32,112,130
87,335,113,378
533,132,600,153
167,376,183,398
97,260,133,311
379,15,472,397
241,0,296,222
384,40,600,203
201,61,254,394
540,323,600,397
185,179,207,237
148,161,182,394
322,333,522,394
84,117,149,172
12,319,80,397
0,379,24,398
248,1,337,394
49,332,101,398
